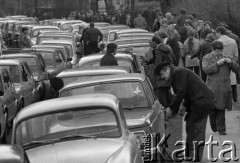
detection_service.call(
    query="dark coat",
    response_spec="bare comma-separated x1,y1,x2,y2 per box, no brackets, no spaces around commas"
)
166,38,180,66
191,39,213,81
83,27,103,42
125,19,134,28
100,53,118,66
169,66,215,122
116,13,126,25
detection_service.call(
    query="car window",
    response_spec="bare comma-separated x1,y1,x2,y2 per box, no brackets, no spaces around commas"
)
82,59,133,71
16,108,121,146
23,63,33,80
61,82,149,109
4,65,21,83
33,28,59,37
14,57,38,74
39,52,55,67
3,70,10,89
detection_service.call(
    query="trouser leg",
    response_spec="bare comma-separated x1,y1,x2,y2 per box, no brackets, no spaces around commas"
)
231,84,238,102
209,108,217,132
185,116,208,161
216,109,226,133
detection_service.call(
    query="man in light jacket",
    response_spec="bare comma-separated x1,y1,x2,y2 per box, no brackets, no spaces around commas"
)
134,13,147,30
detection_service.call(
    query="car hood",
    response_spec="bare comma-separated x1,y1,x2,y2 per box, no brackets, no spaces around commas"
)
26,139,124,163
124,108,153,128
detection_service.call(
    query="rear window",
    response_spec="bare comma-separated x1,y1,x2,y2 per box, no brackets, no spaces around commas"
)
39,52,55,66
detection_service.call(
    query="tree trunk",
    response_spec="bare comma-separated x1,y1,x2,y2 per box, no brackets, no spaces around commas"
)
90,0,98,12
104,0,114,14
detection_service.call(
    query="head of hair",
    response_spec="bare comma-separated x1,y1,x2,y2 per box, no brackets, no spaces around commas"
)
22,27,28,33
156,30,168,39
217,22,228,29
204,21,212,27
180,8,186,14
152,35,162,44
192,13,197,18
154,62,172,75
107,43,117,53
206,33,216,42
158,12,163,17
50,77,64,92
215,26,226,35
165,12,172,20
188,15,194,21
184,19,193,27
211,40,224,50
89,22,94,28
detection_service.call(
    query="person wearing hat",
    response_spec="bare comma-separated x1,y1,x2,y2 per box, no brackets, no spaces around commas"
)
155,61,215,162
100,43,118,66
32,77,64,103
83,22,103,55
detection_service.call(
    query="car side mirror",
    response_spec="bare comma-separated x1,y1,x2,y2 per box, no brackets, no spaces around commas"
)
0,90,4,96
4,76,10,83
67,58,72,62
56,58,62,63
22,73,28,82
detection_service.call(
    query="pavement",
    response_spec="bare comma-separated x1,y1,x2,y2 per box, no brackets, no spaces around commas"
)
182,107,240,163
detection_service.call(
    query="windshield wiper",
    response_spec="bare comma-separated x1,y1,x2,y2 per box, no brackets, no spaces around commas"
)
123,106,134,110
22,140,54,149
58,134,97,141
22,135,97,149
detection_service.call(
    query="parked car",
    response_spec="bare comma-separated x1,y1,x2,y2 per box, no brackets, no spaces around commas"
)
32,44,72,65
0,53,48,82
0,67,18,143
117,43,150,57
30,25,60,44
56,20,84,31
118,33,154,40
108,28,148,43
98,25,130,43
78,52,145,74
59,74,166,161
29,49,69,78
57,66,131,85
0,60,35,110
40,40,77,65
36,34,76,47
12,94,144,163
0,145,29,163
114,38,151,46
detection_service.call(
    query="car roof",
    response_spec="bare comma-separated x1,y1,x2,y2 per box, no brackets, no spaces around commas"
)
99,25,129,30
0,59,25,65
0,145,24,162
14,94,119,123
38,34,75,38
115,29,148,34
32,44,66,49
0,53,38,59
119,33,154,36
41,40,74,45
32,25,60,30
57,66,130,78
78,52,133,66
117,43,150,49
62,73,145,90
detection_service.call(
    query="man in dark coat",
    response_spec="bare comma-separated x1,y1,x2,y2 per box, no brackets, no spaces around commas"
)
191,33,215,82
155,62,215,162
83,22,103,55
176,8,188,33
146,36,175,107
100,43,118,66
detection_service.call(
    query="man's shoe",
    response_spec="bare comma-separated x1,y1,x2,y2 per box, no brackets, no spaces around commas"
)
219,132,227,135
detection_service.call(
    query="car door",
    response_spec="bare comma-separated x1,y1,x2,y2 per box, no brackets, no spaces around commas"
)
2,70,16,121
21,63,34,106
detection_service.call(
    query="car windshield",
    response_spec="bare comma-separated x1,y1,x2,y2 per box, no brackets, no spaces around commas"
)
82,60,133,71
62,23,78,31
118,46,150,57
38,37,74,44
1,65,20,83
11,57,38,74
115,39,149,46
33,28,59,37
42,43,73,57
61,82,148,108
61,75,114,85
39,52,56,67
15,108,121,146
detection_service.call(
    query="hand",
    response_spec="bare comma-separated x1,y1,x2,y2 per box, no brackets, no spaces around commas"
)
225,58,232,64
217,58,226,66
165,107,172,118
